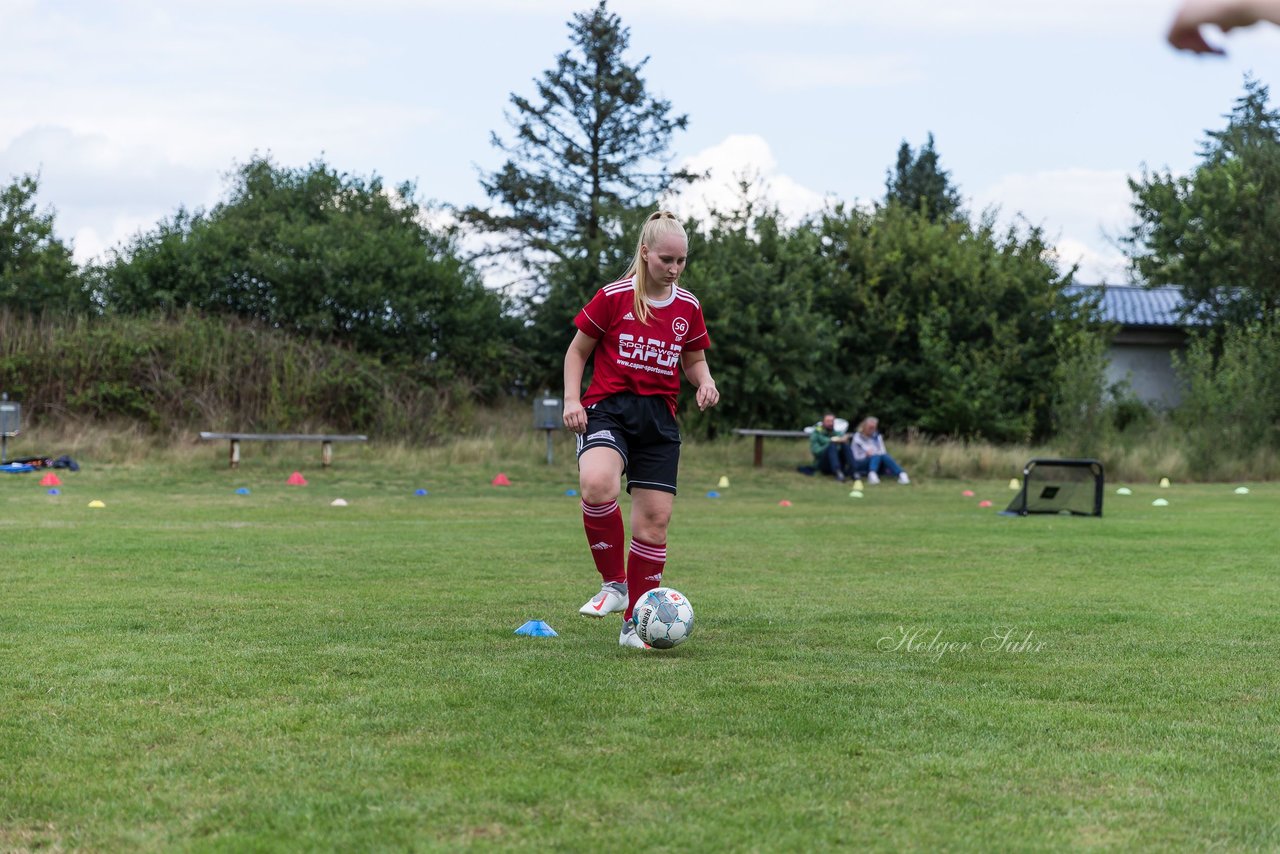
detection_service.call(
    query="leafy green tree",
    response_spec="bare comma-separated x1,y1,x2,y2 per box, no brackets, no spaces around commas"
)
885,133,962,223
679,200,840,437
813,204,1094,442
1127,77,1280,325
1048,300,1115,456
463,0,692,384
1174,319,1280,467
667,173,1098,442
99,156,517,394
0,173,87,315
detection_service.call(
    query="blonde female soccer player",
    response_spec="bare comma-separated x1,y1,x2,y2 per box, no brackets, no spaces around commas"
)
562,210,719,649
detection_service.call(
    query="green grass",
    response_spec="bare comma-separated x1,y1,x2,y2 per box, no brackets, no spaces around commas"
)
2,442,1278,852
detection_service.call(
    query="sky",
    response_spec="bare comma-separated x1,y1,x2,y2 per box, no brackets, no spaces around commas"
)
5,0,1280,285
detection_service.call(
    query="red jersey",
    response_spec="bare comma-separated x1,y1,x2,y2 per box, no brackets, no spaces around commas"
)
574,277,711,416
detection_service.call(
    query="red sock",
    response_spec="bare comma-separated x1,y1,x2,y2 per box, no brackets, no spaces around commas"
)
581,500,625,584
625,537,667,620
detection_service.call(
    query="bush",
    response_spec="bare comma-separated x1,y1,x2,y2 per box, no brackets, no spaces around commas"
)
1174,319,1280,470
0,310,452,440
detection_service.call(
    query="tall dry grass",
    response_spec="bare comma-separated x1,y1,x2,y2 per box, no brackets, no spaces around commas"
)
8,419,1275,483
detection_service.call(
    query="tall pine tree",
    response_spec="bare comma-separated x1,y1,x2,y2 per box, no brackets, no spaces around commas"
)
463,1,692,383
884,133,961,222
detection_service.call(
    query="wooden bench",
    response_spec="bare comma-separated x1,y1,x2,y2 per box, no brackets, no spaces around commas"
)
733,428,810,468
199,432,368,469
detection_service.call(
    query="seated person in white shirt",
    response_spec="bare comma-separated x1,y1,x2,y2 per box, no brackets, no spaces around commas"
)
850,416,910,485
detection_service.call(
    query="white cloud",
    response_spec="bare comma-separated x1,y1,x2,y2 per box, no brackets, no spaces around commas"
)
974,168,1136,282
621,0,1172,32
158,0,1177,34
1047,237,1129,284
0,1,440,171
70,217,159,265
1,126,212,207
737,53,924,93
0,126,219,263
668,134,828,226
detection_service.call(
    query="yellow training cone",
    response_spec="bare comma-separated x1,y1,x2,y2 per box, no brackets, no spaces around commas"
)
717,476,730,488
852,479,864,491
848,490,864,499
88,500,106,508
1009,478,1021,490
1159,477,1171,488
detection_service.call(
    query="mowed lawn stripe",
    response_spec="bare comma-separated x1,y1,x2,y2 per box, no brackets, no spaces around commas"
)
2,458,1278,850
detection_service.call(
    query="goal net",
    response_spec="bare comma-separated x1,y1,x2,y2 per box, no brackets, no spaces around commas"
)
1004,459,1104,517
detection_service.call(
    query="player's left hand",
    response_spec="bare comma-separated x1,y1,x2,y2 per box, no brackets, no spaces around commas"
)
695,382,719,411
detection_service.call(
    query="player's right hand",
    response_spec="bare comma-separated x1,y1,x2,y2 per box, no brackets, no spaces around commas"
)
1168,0,1260,53
563,401,587,433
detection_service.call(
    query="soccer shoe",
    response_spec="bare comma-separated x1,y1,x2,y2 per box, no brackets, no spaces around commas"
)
579,581,628,617
619,619,650,649
867,471,881,485
898,472,910,484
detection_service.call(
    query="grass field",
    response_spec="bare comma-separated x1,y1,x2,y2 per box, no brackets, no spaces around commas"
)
2,438,1278,851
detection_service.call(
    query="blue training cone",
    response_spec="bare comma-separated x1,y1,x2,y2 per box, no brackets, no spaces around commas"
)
706,491,720,498
565,488,578,497
514,619,558,637
415,488,429,496
235,487,251,495
48,488,60,496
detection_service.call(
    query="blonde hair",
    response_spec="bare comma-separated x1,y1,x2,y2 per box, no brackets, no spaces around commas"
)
625,210,686,325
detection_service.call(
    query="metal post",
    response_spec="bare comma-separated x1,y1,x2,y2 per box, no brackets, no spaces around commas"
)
535,392,562,465
0,392,14,464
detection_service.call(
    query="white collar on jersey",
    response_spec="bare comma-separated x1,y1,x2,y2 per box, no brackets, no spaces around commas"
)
647,283,677,308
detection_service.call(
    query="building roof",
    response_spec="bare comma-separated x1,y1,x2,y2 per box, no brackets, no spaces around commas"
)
1066,284,1192,329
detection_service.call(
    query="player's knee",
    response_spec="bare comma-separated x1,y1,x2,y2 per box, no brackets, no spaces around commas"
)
579,473,620,505
634,506,671,538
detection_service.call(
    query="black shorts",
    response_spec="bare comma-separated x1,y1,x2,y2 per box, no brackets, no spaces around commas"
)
576,393,682,495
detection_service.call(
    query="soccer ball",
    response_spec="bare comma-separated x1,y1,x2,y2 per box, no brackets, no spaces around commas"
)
632,587,694,649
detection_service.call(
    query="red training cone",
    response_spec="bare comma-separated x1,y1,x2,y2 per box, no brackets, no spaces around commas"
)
41,472,62,487
778,499,792,507
287,471,308,486
492,473,512,486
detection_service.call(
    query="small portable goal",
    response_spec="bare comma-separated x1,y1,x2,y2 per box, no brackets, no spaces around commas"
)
1004,459,1104,517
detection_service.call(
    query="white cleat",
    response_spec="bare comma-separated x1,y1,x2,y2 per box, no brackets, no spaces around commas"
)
579,582,627,617
867,471,881,485
898,472,910,484
619,619,650,649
